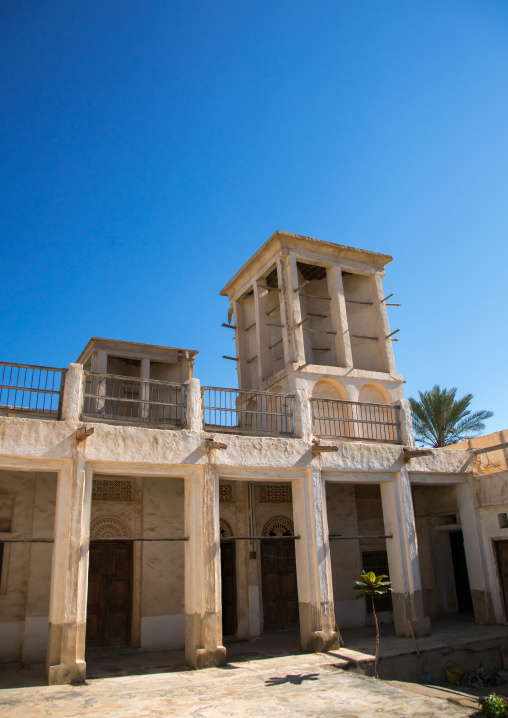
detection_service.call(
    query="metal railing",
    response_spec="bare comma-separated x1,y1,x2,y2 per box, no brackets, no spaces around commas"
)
202,387,295,436
82,372,186,427
0,362,65,418
311,398,401,444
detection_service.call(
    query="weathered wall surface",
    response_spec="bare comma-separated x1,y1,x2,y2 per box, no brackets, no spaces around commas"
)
140,477,185,651
0,471,56,662
326,483,365,628
412,485,459,618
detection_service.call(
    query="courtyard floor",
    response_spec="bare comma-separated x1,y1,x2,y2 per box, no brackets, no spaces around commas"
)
1,617,507,717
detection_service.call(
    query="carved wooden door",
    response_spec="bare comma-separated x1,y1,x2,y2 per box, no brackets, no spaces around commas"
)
86,541,133,648
220,541,237,637
261,539,299,630
496,541,508,619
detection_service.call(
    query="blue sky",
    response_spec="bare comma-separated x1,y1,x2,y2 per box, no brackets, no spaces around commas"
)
1,0,507,432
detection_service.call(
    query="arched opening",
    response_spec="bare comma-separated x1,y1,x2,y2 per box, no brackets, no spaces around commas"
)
357,383,396,441
87,516,133,649
312,379,352,438
358,382,391,405
260,516,299,631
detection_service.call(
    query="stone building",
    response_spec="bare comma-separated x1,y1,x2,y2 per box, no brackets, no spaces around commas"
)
0,231,506,685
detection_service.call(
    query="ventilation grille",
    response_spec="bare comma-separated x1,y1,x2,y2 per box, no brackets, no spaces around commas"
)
262,516,294,536
220,518,233,537
219,484,233,503
92,479,133,502
259,484,292,503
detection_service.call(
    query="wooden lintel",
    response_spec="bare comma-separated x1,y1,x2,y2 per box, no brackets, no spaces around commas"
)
205,440,228,450
221,323,237,329
76,426,94,441
403,448,433,460
222,356,239,361
312,443,338,453
257,284,280,292
474,441,508,456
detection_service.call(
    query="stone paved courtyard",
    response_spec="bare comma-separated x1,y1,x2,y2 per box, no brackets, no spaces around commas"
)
0,649,477,718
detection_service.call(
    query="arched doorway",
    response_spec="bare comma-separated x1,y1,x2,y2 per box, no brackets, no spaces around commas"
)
86,517,133,648
220,519,237,637
260,516,299,631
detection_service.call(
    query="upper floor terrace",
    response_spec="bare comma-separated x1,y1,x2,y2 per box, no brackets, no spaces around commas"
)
0,357,413,446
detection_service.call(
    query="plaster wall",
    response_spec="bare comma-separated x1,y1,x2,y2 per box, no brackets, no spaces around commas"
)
325,483,365,628
0,471,56,662
412,485,460,618
476,501,508,624
140,477,185,650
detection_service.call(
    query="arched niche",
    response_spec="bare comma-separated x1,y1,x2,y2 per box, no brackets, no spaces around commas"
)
312,378,348,401
220,518,234,538
262,515,294,537
90,515,132,538
358,382,392,405
312,378,352,438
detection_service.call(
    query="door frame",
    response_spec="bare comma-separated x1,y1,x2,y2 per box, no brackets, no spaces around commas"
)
86,540,134,649
494,539,508,621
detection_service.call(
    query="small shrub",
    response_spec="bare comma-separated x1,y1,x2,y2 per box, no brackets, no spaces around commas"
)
479,693,508,718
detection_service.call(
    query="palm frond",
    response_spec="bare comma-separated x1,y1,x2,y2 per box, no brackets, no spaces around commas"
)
409,385,493,447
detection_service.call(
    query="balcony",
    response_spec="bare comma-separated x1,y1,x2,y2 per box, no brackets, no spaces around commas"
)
81,372,186,428
202,387,295,437
0,362,65,419
311,398,401,444
0,360,407,445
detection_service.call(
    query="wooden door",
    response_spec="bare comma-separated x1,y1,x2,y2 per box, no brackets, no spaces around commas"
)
261,539,299,630
220,541,237,637
496,541,508,618
86,541,133,648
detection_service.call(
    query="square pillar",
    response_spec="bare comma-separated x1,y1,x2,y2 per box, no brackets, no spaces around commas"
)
46,457,92,685
184,464,226,669
292,466,339,652
328,265,353,369
380,469,430,637
456,480,495,623
140,358,150,422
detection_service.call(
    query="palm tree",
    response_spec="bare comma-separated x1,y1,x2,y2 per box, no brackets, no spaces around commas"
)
409,385,493,448
353,571,391,678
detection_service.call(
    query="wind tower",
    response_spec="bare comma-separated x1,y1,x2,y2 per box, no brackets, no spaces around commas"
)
220,231,404,405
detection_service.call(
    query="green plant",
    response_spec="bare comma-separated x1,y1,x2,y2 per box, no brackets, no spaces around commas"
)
409,385,493,447
353,570,391,678
479,693,508,718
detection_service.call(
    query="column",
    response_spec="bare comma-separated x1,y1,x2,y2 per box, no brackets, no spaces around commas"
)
328,265,353,368
294,384,313,441
292,466,339,652
234,481,251,638
140,358,150,422
90,349,107,417
380,468,430,637
60,363,84,422
184,464,226,668
375,274,397,375
399,399,415,447
286,254,306,366
185,377,202,433
46,456,93,685
456,479,495,623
